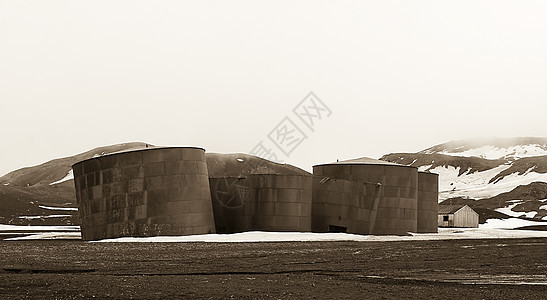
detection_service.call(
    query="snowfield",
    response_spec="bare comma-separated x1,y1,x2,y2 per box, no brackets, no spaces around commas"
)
439,144,547,160
413,142,547,205
422,164,547,200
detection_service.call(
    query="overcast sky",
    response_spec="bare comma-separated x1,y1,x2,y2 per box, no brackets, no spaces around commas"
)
1,0,547,176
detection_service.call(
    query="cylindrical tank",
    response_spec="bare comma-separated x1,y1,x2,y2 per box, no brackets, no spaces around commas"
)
311,177,382,234
313,158,418,235
72,147,216,240
209,174,312,233
417,171,439,233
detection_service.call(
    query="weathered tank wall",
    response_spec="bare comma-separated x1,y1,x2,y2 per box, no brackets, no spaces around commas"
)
210,174,312,233
313,163,418,235
418,172,439,233
311,177,382,234
72,147,216,240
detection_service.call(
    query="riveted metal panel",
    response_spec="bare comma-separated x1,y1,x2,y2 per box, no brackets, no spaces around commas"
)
72,147,215,240
313,163,418,235
311,176,381,235
209,174,312,233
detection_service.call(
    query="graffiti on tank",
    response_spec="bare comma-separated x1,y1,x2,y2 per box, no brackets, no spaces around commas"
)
213,178,251,209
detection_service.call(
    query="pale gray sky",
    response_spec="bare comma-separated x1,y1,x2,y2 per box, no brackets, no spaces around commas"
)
1,0,547,176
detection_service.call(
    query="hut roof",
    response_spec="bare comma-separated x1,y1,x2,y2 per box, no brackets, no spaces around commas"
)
438,204,469,214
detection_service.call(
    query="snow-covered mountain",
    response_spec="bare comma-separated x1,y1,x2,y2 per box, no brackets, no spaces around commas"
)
419,137,547,160
381,137,547,221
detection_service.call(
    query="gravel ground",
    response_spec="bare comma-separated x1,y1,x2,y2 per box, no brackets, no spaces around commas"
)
1,238,546,299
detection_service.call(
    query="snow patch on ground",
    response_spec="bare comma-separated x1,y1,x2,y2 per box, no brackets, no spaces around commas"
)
0,225,79,231
481,218,547,229
540,205,547,210
49,169,74,185
39,205,78,211
494,203,538,219
5,232,81,241
237,158,244,162
495,203,525,218
17,215,73,220
440,144,547,160
0,225,80,240
525,211,538,218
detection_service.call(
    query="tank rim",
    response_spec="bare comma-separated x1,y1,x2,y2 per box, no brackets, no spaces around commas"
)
312,163,418,169
71,146,206,168
208,173,313,178
418,170,439,176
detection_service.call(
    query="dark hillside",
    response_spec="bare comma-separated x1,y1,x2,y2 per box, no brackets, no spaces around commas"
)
381,153,505,175
490,156,547,183
0,142,150,187
206,153,310,177
0,184,77,225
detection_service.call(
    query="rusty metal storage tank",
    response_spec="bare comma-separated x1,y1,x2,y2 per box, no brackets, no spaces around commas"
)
417,171,439,233
209,174,312,233
313,157,418,235
311,177,382,234
72,147,216,241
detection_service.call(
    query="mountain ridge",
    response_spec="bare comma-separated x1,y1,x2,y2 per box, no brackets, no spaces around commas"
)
419,137,547,160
